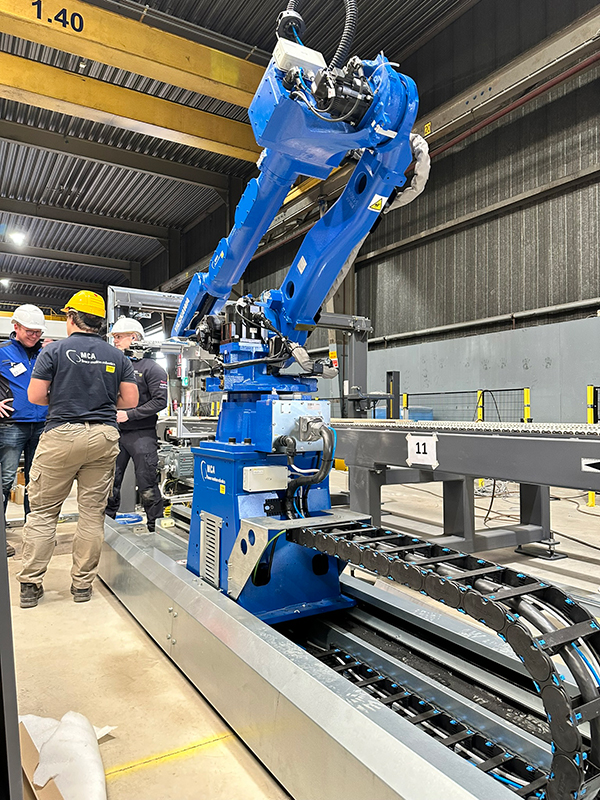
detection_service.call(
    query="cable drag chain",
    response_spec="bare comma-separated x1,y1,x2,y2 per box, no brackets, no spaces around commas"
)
287,521,600,800
306,640,548,797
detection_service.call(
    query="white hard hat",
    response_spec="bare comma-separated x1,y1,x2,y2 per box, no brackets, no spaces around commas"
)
11,304,46,333
110,316,145,339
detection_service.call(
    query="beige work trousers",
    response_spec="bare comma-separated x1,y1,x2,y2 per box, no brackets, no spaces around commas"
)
18,422,120,589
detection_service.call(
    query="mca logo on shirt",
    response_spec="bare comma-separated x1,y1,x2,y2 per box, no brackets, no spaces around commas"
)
66,350,97,364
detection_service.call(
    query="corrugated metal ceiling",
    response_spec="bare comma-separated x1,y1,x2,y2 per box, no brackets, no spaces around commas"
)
134,0,469,64
0,0,463,303
0,254,131,287
0,214,161,261
0,139,223,225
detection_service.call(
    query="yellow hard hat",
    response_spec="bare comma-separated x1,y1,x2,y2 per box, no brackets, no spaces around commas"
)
61,290,106,318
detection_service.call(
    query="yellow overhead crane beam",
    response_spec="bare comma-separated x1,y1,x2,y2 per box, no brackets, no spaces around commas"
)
0,52,261,162
0,0,263,108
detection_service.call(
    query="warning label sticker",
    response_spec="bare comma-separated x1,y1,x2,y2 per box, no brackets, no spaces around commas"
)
368,194,385,212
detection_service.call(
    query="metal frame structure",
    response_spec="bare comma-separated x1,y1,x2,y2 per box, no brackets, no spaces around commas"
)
0,471,23,800
106,285,185,328
334,419,600,553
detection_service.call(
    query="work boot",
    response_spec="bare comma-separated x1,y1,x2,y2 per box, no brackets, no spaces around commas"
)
70,585,92,603
6,542,15,557
20,583,43,608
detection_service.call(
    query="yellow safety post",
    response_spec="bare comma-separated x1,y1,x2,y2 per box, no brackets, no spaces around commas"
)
523,387,531,423
402,393,409,420
476,390,484,421
587,385,596,507
477,390,485,488
210,401,215,417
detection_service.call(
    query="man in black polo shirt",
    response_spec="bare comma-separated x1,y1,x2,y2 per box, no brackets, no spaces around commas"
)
105,317,168,531
17,291,138,608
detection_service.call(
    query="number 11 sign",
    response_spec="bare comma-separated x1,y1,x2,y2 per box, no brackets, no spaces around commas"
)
406,433,439,469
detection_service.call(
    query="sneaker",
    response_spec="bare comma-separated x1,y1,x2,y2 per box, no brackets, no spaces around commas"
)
20,583,43,608
6,543,15,558
70,584,92,603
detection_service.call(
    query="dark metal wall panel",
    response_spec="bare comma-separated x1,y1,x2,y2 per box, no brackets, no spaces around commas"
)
142,249,169,291
183,204,228,270
402,0,600,115
356,62,600,338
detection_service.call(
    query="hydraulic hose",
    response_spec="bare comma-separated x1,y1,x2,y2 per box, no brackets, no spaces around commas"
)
329,0,357,70
284,0,357,72
284,425,335,518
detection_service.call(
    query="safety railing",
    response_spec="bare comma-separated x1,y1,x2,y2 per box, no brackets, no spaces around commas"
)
395,387,531,423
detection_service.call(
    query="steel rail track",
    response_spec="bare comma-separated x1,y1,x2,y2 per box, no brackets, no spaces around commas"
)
304,639,548,796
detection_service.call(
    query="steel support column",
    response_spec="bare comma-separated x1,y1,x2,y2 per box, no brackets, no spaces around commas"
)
0,470,23,800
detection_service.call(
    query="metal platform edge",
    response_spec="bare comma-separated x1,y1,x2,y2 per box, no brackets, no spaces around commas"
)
99,521,513,800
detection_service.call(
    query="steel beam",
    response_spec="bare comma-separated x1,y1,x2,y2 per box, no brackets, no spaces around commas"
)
334,421,600,492
0,0,263,108
0,196,168,242
0,291,71,307
0,53,260,163
418,7,600,144
90,0,271,66
0,120,229,193
0,243,131,273
0,271,108,292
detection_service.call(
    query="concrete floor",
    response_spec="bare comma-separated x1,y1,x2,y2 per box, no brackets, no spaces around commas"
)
6,499,290,800
6,477,600,799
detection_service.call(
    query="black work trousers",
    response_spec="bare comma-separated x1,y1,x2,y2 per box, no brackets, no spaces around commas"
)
105,429,163,529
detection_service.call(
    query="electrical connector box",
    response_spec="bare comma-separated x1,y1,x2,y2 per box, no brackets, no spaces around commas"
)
273,38,327,77
243,466,289,493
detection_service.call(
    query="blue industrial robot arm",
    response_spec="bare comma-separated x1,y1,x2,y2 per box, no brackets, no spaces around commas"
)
172,45,418,342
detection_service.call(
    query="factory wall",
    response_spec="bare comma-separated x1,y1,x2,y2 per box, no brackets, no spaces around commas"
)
315,315,600,424
245,2,599,347
357,63,600,339
401,0,598,117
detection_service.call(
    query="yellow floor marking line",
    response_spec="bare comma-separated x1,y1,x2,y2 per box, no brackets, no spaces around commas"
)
105,732,233,779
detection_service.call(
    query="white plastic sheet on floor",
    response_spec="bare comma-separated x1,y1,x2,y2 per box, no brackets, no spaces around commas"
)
20,711,115,800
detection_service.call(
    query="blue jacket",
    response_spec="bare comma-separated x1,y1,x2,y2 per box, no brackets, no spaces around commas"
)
0,334,48,423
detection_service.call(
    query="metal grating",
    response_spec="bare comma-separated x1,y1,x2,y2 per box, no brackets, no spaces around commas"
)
200,511,222,588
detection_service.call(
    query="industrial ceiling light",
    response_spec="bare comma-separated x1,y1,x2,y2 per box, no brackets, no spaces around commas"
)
7,231,27,247
0,279,10,287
